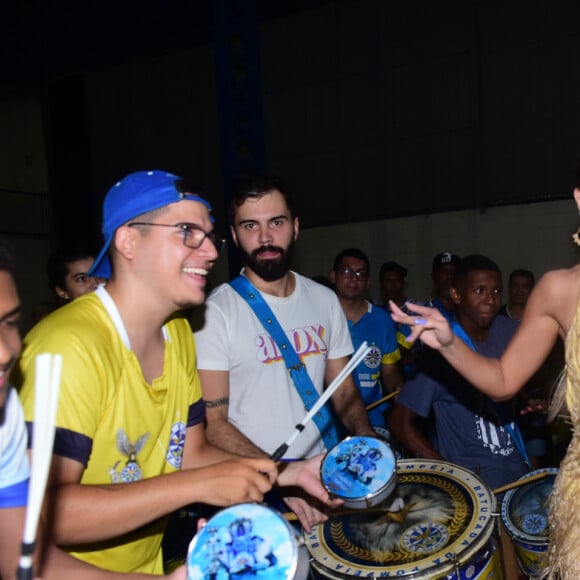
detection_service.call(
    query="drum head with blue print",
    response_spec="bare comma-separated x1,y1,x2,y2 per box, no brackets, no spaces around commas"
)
501,468,558,543
187,503,300,580
321,435,396,505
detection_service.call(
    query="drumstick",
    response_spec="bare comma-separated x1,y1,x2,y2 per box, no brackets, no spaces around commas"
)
365,390,399,411
17,354,62,580
270,342,371,461
284,509,351,522
492,470,552,495
284,470,544,522
284,504,392,521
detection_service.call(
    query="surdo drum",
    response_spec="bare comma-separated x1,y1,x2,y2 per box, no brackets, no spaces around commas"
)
186,503,309,579
321,435,397,510
308,459,502,579
501,468,557,579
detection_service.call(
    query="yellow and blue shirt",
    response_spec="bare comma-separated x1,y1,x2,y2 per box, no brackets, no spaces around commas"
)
18,286,204,574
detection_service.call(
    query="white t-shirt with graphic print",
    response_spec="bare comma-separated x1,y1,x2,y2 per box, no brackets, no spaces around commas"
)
195,272,354,458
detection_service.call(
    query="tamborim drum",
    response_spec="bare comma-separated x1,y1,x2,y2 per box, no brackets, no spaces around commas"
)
308,459,502,579
187,503,309,579
501,467,557,579
321,435,397,509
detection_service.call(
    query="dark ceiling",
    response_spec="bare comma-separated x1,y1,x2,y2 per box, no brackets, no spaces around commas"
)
1,0,332,87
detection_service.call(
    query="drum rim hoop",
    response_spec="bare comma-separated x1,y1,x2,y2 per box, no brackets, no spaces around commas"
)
501,467,559,543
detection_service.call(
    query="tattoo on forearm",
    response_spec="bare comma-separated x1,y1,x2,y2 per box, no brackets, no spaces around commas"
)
203,397,229,408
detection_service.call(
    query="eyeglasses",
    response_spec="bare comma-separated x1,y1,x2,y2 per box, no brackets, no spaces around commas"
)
336,267,369,282
128,222,225,253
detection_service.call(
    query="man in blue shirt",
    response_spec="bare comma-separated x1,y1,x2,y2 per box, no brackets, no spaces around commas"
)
330,248,403,428
390,255,528,491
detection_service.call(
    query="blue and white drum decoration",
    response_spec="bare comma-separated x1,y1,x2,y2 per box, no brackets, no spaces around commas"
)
308,459,502,579
186,503,309,580
321,435,397,509
501,468,557,579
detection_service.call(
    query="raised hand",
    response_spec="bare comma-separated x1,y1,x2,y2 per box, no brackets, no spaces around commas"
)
389,301,455,350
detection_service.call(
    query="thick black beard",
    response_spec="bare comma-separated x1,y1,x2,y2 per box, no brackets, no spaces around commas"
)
240,240,295,282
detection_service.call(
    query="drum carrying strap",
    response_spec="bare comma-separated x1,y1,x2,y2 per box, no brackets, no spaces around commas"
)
229,275,340,450
451,321,532,470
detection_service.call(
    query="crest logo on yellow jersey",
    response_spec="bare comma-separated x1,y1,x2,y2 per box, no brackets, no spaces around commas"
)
108,429,149,483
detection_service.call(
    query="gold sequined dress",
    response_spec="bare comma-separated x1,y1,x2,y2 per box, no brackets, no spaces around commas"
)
545,297,580,578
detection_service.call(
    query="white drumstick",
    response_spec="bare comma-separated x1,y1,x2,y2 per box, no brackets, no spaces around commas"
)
17,353,62,580
271,342,370,461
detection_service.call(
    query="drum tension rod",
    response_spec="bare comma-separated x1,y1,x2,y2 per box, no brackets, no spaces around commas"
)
452,553,461,579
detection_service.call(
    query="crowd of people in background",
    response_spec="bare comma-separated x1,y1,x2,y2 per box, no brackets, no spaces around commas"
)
387,179,580,578
316,248,565,477
1,167,576,578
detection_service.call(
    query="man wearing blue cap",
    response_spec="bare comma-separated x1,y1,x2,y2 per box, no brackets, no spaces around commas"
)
0,238,187,578
17,171,334,575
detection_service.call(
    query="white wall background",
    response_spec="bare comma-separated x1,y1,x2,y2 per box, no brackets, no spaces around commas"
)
293,198,580,304
0,91,578,321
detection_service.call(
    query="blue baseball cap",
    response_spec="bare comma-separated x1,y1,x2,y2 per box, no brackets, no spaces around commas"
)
89,170,213,279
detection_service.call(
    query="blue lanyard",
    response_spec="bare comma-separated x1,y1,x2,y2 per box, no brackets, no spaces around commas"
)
229,275,339,452
451,321,531,470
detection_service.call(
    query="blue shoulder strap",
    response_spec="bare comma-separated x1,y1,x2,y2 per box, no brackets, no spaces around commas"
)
451,321,531,470
229,275,339,450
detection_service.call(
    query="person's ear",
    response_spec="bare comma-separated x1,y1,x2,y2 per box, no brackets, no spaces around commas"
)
293,217,299,242
449,286,461,305
114,225,140,261
229,224,239,247
55,286,69,301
